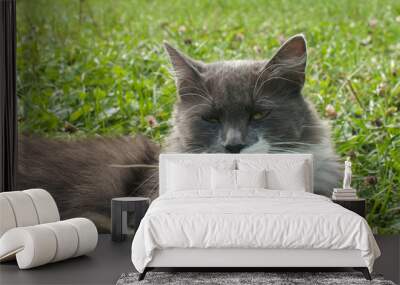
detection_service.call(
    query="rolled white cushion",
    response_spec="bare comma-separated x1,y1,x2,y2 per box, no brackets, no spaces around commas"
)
65,218,98,257
0,189,60,238
1,191,39,227
42,221,79,262
0,218,98,269
23,189,60,224
0,196,17,237
0,226,57,269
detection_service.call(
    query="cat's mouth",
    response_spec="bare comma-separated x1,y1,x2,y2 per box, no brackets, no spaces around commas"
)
243,139,270,154
219,138,270,154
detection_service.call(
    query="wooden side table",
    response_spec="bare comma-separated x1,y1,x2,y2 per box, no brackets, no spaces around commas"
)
111,197,150,242
332,198,366,218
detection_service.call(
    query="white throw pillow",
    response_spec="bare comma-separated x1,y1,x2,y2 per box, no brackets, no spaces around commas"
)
236,169,267,189
211,168,236,190
166,158,236,193
237,159,308,192
211,168,267,191
167,163,211,191
266,163,306,191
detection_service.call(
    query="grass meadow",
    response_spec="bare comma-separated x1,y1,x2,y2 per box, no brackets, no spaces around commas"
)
16,0,400,234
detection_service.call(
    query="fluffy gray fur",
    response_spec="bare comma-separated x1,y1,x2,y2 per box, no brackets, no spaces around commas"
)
17,135,159,232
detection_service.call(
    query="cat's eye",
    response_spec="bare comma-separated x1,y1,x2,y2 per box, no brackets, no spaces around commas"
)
252,111,270,121
202,116,219,124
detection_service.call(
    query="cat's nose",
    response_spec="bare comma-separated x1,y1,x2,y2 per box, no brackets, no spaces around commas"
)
224,128,246,153
225,144,246,153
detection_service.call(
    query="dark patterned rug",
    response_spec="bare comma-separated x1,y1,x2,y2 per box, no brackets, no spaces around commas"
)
116,272,395,285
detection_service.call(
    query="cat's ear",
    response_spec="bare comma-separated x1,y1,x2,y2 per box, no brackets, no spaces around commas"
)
164,42,206,101
262,34,307,88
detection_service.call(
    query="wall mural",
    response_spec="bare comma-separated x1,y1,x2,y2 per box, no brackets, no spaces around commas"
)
16,0,399,234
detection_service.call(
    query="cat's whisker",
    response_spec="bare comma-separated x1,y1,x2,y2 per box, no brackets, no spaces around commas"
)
179,93,214,105
183,145,206,153
178,103,210,118
178,85,211,98
269,142,318,147
130,171,158,195
252,66,272,99
269,148,299,154
177,78,212,99
301,124,325,127
149,181,159,197
300,125,327,130
270,70,305,77
109,164,158,168
254,98,278,109
254,76,302,98
253,57,306,98
252,62,295,98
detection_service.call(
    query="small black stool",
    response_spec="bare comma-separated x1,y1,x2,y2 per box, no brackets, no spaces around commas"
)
111,197,150,242
332,198,366,218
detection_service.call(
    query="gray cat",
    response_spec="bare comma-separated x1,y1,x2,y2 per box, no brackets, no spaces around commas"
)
17,35,341,231
164,34,340,194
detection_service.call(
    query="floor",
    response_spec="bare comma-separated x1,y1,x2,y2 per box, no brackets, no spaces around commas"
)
0,234,133,285
1,234,398,285
373,235,400,284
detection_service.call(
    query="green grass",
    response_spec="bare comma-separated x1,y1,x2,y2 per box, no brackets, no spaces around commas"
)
17,0,400,234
